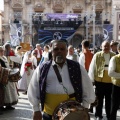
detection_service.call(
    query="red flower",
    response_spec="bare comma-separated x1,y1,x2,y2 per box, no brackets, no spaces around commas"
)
24,62,33,71
9,50,15,56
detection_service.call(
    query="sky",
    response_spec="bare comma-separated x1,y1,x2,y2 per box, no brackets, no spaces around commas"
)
0,0,4,11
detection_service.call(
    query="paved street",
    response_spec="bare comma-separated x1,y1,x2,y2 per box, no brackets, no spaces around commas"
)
0,92,120,120
0,92,32,120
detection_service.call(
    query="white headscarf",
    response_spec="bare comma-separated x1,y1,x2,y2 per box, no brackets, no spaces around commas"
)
20,51,31,76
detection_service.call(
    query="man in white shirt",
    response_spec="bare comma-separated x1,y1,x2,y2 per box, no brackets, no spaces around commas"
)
108,43,120,120
79,40,93,72
34,44,42,65
28,40,95,120
88,40,115,120
110,40,118,54
66,45,79,62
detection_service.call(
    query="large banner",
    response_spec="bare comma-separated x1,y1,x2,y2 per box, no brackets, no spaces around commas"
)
95,24,113,47
38,28,75,45
46,13,79,21
103,24,113,41
10,23,22,46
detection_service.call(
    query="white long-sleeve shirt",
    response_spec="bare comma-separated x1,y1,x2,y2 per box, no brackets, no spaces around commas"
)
79,53,85,68
28,60,95,112
108,56,120,78
88,53,110,82
66,54,79,62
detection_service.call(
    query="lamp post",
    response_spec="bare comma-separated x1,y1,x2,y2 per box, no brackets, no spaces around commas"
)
0,0,4,45
92,4,96,49
29,13,32,44
28,6,33,44
86,11,88,41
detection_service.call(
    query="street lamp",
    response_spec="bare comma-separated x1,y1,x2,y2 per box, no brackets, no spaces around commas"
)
92,4,96,50
0,0,4,45
86,11,88,41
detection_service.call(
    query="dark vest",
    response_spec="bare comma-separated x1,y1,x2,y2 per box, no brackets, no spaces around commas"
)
39,59,83,111
0,58,7,68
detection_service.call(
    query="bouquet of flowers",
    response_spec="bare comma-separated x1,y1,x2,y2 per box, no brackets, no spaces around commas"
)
24,62,33,75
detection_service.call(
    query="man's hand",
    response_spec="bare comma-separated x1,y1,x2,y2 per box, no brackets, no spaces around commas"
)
33,111,42,120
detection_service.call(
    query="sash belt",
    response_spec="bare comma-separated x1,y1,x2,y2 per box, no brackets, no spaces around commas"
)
104,65,108,67
69,93,75,98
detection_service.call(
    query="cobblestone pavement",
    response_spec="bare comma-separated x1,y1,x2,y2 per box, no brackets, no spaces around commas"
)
0,92,32,120
0,92,120,120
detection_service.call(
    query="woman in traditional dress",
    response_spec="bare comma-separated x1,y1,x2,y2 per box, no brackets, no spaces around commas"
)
0,46,18,110
14,45,23,69
0,64,4,115
40,45,50,64
18,51,37,93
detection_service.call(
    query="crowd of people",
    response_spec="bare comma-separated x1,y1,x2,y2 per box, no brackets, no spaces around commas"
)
0,39,120,120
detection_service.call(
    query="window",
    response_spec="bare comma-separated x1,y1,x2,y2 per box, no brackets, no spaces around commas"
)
14,11,22,21
95,11,102,24
54,11,62,13
73,11,81,14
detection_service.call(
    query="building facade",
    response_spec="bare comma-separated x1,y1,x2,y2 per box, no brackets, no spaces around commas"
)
113,0,120,42
1,0,119,48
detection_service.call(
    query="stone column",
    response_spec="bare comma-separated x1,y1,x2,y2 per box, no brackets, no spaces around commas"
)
3,25,10,42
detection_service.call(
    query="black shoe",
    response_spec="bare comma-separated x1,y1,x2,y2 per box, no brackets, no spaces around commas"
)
0,107,6,111
6,106,15,110
107,117,110,120
0,111,3,115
